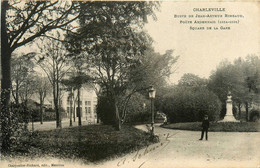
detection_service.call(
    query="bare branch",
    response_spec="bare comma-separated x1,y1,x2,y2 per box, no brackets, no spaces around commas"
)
9,1,80,51
42,35,70,43
9,1,45,44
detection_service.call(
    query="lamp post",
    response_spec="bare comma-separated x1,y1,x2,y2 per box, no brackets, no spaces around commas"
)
148,86,156,136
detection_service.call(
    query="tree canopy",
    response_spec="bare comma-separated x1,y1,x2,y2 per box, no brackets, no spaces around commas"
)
1,0,81,152
208,55,260,119
65,2,161,130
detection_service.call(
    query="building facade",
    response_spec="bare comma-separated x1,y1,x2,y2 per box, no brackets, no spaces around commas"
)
60,86,98,124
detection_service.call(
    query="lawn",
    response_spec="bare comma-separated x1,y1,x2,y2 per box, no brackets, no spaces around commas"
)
162,121,260,132
10,125,156,163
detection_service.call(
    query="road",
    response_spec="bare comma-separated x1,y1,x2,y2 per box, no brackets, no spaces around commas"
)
1,124,260,168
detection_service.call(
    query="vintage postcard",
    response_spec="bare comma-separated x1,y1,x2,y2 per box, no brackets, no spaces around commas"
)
0,0,260,168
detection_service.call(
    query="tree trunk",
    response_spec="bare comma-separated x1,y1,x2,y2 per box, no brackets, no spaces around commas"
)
70,96,73,127
108,85,121,131
57,69,62,128
40,98,43,124
238,103,241,120
54,97,61,128
23,100,29,130
113,97,121,131
53,80,61,128
56,87,61,128
69,89,73,127
1,0,11,154
1,52,12,153
31,109,34,132
245,102,249,122
115,104,121,131
15,79,19,104
73,98,76,122
121,95,132,124
77,87,82,126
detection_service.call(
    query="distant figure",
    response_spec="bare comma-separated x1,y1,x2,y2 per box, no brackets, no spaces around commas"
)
146,124,152,133
163,115,167,124
199,115,209,140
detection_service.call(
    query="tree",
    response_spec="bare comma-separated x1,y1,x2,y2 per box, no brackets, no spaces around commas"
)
208,56,260,120
61,78,75,127
123,93,151,124
123,48,178,122
36,37,71,128
243,55,260,94
243,55,260,120
11,53,35,105
34,76,51,124
161,74,221,123
161,85,221,123
1,0,80,153
67,54,92,126
178,73,208,88
11,53,36,129
66,2,160,130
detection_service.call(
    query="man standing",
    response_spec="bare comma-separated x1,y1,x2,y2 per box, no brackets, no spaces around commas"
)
199,115,209,140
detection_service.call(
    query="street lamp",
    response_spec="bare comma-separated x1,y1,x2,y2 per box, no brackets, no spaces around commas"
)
148,86,156,136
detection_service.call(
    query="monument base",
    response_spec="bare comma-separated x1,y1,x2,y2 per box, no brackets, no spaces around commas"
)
218,115,239,122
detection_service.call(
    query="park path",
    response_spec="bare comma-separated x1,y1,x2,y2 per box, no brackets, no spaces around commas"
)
94,124,260,168
1,124,260,168
27,118,94,131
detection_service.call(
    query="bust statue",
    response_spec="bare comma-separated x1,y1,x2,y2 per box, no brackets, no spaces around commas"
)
227,91,232,101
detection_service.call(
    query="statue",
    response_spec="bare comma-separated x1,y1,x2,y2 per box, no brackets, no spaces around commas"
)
219,91,239,122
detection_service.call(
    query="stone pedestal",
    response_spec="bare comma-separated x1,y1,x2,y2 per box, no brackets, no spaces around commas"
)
219,92,239,122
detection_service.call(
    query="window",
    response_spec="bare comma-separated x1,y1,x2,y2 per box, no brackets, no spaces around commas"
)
85,101,91,106
87,107,91,113
85,107,91,114
67,107,70,113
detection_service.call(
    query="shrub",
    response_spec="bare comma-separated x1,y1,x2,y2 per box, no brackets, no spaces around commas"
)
250,110,260,122
123,93,151,124
11,125,155,162
96,95,115,125
162,86,221,123
97,92,153,125
162,122,260,132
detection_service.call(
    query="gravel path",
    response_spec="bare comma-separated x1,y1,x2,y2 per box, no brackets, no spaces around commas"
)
27,119,95,131
97,124,260,168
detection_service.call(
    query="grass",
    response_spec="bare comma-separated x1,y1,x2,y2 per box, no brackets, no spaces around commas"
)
9,125,156,163
162,121,260,132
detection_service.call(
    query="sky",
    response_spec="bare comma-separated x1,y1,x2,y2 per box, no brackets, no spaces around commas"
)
144,1,260,84
13,1,260,84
